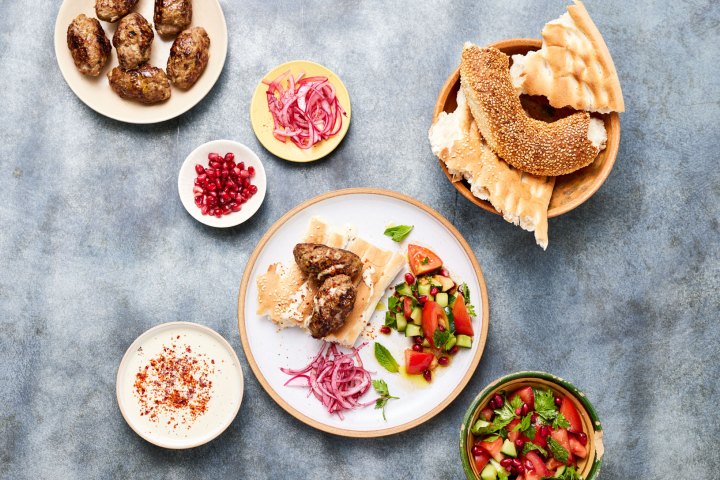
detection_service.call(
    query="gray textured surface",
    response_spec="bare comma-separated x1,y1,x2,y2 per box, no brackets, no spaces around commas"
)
1,0,718,478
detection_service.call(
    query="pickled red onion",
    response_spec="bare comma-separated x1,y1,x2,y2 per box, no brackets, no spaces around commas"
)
280,342,375,420
263,71,346,150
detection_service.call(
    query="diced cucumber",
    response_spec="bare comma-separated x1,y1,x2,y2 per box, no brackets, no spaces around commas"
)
500,439,517,458
456,334,473,348
471,419,491,436
395,312,407,332
410,306,422,325
444,335,457,351
489,459,508,477
480,463,497,480
405,323,422,337
422,338,430,348
427,294,435,302
395,283,413,297
417,284,431,296
429,276,443,287
554,466,566,477
436,292,449,307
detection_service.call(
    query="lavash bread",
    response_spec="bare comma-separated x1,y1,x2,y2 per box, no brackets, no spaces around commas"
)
461,43,606,177
429,89,554,249
510,0,624,113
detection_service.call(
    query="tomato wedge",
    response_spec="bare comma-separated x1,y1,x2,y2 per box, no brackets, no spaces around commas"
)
569,436,588,458
407,244,443,276
474,452,491,473
477,437,504,462
511,386,535,410
524,451,550,476
452,293,474,336
422,301,446,346
402,296,413,320
404,349,434,374
559,397,583,433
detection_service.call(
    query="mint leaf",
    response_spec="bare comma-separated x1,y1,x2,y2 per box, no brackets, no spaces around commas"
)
384,225,414,242
372,379,398,421
553,412,571,430
521,442,548,457
433,330,451,349
547,437,569,464
374,343,399,373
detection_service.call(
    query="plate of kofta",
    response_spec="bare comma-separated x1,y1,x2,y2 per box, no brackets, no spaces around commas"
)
237,188,490,437
54,0,227,124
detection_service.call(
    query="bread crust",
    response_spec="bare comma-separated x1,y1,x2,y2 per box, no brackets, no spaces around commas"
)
461,44,600,177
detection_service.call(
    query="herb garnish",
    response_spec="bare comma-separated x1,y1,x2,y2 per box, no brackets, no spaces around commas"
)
534,388,561,425
421,256,429,265
553,465,583,480
374,343,399,373
547,436,570,464
433,330,452,349
521,441,548,457
372,379,398,421
458,283,477,316
383,225,414,242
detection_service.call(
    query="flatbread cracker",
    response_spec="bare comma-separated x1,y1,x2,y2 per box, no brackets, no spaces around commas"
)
510,0,624,113
429,89,555,249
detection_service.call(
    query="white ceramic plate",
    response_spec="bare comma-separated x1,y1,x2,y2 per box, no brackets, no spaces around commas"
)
178,140,267,228
237,189,489,437
54,0,228,124
116,322,244,449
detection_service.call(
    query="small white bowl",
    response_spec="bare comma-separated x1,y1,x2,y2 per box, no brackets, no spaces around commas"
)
178,140,267,228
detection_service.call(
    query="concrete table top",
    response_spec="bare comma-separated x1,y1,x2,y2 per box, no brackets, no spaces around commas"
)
1,0,718,478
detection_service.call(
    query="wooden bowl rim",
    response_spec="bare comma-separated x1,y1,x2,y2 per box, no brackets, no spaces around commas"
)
459,371,604,480
432,38,621,218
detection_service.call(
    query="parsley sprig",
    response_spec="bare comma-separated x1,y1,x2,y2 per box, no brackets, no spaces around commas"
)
372,379,398,421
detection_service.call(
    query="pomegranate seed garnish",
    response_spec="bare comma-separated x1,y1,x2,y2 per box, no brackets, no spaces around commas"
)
206,182,216,191
231,203,241,212
412,344,422,352
577,432,588,445
539,425,550,437
249,185,258,195
471,445,483,457
500,459,512,468
449,345,459,355
521,403,529,415
248,166,255,176
221,169,229,178
233,167,242,176
430,286,439,296
417,295,428,304
404,272,415,285
512,459,521,469
515,465,525,474
201,206,209,215
209,160,221,169
438,356,449,366
379,326,391,334
422,369,431,382
413,336,423,344
225,160,235,169
192,186,203,196
208,153,222,161
238,162,245,170
515,439,525,449
494,394,504,408
206,168,216,178
531,413,538,423
220,192,231,203
195,164,205,174
194,196,202,206
555,396,562,406
525,460,534,471
440,268,450,277
191,150,258,219
224,152,235,162
438,324,445,332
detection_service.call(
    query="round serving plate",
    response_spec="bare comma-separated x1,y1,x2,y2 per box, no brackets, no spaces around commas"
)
238,188,489,437
54,0,228,124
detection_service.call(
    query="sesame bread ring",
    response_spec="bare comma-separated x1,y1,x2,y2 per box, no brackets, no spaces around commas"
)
461,44,606,176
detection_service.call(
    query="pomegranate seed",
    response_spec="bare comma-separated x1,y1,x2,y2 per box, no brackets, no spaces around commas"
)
418,295,428,304
531,413,538,423
215,178,222,188
197,173,207,182
200,205,209,215
379,326,391,334
438,356,449,366
488,398,497,410
555,396,562,406
471,445,483,457
449,345,459,355
225,160,236,169
422,369,431,382
206,168,216,178
515,439,525,449
500,459,512,469
208,153,222,162
440,268,450,277
438,324,445,332
412,344,422,352
220,192,231,203
430,286,439,296
414,336,423,344
194,196,203,206
233,167,242,177
249,184,258,195
240,170,250,179
238,162,245,170
515,407,522,416
512,459,521,469
525,460,534,471
494,394,504,408
195,164,205,174
577,432,588,445
221,169,229,178
248,166,255,176
192,186,203,196
214,209,222,217
539,425,550,437
223,205,231,215
521,403,529,416
516,465,525,474
206,182,216,191
404,272,415,285
224,152,234,162
209,160,221,169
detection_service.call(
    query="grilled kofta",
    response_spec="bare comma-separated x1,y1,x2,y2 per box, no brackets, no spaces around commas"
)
108,64,171,104
67,14,111,77
95,0,139,23
293,243,363,282
113,13,154,70
154,0,192,36
309,274,357,338
167,27,210,89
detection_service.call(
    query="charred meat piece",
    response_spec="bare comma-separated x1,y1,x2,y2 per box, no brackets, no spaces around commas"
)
167,27,210,89
113,13,154,70
154,0,192,36
293,243,363,282
108,65,171,104
309,275,356,338
95,0,139,23
67,14,111,77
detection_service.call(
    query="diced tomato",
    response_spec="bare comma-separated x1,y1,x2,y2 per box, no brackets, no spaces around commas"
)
546,458,565,471
478,437,504,462
507,419,521,443
422,301,446,346
474,452,491,472
404,350,434,375
402,296,413,320
408,244,443,276
452,293,474,336
480,407,494,421
511,386,535,410
550,429,574,465
522,433,547,449
524,451,550,476
569,436,588,458
559,397,583,433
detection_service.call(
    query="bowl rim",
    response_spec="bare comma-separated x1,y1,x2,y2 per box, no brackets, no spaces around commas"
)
432,38,621,218
459,371,603,479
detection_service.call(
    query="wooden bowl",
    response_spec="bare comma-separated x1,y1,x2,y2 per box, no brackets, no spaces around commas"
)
459,371,604,480
433,38,621,218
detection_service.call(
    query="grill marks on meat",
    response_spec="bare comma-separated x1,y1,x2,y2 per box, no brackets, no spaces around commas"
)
95,0,139,23
309,275,356,339
113,13,154,70
167,27,210,89
108,64,171,104
293,243,363,282
67,14,111,77
154,0,192,36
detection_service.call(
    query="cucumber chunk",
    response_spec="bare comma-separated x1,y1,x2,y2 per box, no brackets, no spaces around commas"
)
422,338,431,348
500,439,517,458
410,306,422,325
489,459,508,477
405,323,422,337
395,283,413,297
456,334,473,348
417,284,431,296
471,419,491,436
554,466,566,477
480,464,497,480
395,312,407,332
436,292,449,307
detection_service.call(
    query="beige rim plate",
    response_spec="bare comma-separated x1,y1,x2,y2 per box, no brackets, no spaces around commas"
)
54,0,228,124
250,60,351,162
237,188,490,437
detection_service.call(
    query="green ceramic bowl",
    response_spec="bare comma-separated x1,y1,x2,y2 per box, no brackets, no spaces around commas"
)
460,371,604,479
